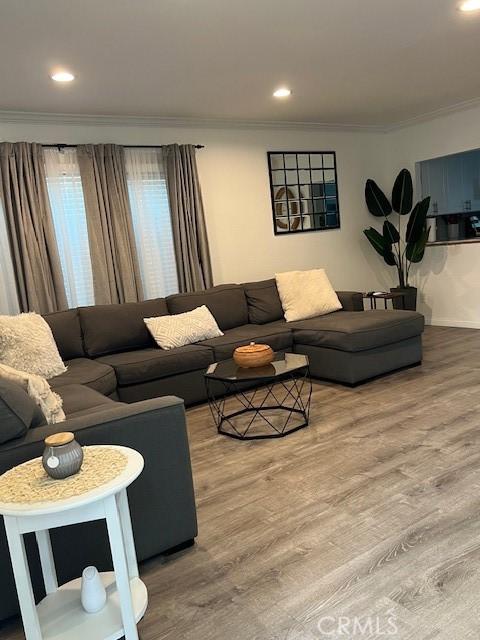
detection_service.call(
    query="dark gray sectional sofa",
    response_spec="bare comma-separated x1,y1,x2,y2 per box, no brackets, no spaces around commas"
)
0,277,424,622
43,278,424,405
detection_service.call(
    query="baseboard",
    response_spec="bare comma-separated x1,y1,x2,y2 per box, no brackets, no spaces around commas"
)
428,319,480,330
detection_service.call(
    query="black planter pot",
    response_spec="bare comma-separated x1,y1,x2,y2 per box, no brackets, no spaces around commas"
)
390,286,417,311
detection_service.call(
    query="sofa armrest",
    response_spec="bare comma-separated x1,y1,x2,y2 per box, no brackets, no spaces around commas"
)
0,393,197,560
0,395,186,461
0,394,198,621
336,291,364,311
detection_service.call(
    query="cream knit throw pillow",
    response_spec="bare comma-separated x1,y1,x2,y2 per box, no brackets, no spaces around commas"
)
275,269,342,322
0,363,66,425
145,305,223,350
0,312,66,379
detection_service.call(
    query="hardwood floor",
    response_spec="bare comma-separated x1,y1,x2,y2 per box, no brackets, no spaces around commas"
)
3,325,480,639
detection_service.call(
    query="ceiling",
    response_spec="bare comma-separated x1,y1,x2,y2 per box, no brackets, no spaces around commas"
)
0,0,479,127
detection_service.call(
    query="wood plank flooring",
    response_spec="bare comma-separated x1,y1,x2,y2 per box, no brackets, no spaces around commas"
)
2,325,480,639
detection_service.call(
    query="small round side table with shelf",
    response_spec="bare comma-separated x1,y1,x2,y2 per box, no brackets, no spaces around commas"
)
0,445,147,640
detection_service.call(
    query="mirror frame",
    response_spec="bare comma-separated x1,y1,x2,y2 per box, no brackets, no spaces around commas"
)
267,151,340,236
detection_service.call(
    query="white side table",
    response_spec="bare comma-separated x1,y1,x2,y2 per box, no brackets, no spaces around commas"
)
0,445,148,640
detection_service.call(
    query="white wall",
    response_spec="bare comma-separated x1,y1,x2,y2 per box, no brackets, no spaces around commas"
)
385,105,480,328
0,120,386,304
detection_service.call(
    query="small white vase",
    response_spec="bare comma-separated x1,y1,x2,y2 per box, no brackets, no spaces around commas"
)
81,566,107,614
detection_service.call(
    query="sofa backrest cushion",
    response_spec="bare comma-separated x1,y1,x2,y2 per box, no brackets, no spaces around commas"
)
43,309,85,361
167,285,248,331
243,279,284,324
80,298,169,357
0,379,44,444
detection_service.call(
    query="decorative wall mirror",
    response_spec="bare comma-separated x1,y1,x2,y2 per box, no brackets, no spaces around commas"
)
267,151,340,235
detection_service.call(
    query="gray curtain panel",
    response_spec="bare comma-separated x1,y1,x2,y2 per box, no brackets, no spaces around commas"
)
77,144,144,304
0,142,67,314
163,144,213,292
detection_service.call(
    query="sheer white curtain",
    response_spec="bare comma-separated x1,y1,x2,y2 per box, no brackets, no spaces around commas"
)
44,148,95,308
0,199,19,314
125,148,178,299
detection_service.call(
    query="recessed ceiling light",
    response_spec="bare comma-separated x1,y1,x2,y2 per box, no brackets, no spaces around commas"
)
273,87,292,98
51,71,75,83
459,0,480,11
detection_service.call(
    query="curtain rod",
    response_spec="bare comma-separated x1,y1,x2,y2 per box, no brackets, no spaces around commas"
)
42,143,205,149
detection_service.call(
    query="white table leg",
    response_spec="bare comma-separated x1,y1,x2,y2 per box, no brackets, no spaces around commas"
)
117,489,139,580
35,530,58,594
4,517,42,640
105,495,139,640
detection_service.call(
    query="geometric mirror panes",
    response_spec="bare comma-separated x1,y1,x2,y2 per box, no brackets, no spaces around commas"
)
268,151,340,235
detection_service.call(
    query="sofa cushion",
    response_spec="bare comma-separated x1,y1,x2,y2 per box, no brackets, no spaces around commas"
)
243,279,284,324
43,309,85,360
55,384,119,418
291,310,424,352
79,298,169,357
49,358,117,396
97,345,214,386
0,379,44,443
167,285,248,331
198,321,293,360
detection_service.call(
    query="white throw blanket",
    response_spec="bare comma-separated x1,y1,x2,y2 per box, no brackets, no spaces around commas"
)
0,362,65,424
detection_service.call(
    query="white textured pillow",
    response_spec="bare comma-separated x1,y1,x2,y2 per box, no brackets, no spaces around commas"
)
0,363,66,425
0,312,66,379
145,305,223,350
275,269,342,322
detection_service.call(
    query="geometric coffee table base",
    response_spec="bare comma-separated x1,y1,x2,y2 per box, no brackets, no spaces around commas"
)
206,367,312,440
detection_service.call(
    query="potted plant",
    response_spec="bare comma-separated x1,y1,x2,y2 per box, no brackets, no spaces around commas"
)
364,169,430,311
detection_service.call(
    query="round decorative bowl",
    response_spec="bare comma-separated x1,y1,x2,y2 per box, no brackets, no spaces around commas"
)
233,342,274,368
42,432,84,480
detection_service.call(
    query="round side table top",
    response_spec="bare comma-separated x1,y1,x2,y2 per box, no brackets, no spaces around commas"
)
0,445,144,518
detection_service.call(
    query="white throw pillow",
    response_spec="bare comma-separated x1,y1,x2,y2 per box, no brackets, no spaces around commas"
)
145,305,224,350
0,312,66,379
275,269,342,322
0,363,66,425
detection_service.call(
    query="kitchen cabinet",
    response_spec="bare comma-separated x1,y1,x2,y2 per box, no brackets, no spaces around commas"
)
418,149,480,216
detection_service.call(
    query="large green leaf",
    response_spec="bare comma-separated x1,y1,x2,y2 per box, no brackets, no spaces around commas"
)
383,220,400,244
406,197,431,243
364,227,387,256
364,227,397,267
365,179,392,217
392,169,413,215
406,225,430,263
383,246,397,266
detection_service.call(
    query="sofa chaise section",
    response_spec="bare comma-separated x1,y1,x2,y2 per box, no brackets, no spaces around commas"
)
292,309,424,384
242,279,423,385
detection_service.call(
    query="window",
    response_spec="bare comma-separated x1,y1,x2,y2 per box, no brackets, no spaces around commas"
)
0,199,20,314
44,148,95,308
43,146,178,308
125,147,178,299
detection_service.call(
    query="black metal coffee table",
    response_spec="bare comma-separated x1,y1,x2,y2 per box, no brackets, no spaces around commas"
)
205,353,312,440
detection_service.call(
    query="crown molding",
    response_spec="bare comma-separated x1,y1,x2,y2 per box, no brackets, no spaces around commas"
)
0,110,383,132
1,95,480,133
384,96,480,132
